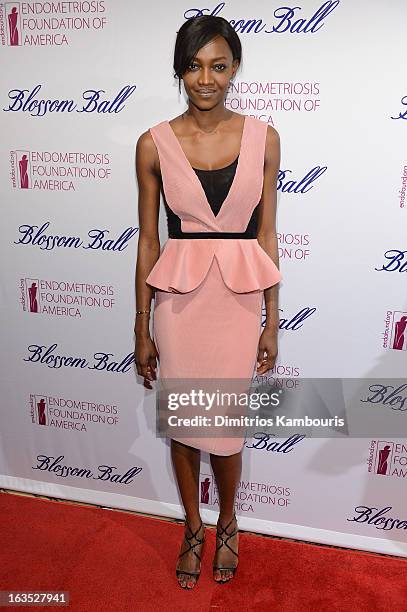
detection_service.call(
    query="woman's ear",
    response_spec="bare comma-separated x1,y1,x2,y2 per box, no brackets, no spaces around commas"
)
231,59,240,80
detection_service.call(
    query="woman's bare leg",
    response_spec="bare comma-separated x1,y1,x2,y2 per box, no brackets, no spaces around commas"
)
171,439,204,589
210,450,241,582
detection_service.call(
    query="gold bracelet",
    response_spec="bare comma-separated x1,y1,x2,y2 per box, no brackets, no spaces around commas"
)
136,309,150,315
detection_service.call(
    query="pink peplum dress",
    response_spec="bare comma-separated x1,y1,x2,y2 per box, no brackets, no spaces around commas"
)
146,115,282,456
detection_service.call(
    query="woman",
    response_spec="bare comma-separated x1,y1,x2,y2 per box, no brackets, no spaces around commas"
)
135,15,281,589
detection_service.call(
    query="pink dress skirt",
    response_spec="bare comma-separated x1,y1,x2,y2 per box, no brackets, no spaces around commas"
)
152,254,263,455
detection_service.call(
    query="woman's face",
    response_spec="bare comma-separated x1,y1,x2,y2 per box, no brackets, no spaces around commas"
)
182,35,239,110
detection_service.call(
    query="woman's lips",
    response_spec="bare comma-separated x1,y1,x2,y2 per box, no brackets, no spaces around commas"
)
196,90,216,98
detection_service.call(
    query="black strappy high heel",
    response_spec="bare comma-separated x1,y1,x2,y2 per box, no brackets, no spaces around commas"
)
176,519,205,588
213,512,239,582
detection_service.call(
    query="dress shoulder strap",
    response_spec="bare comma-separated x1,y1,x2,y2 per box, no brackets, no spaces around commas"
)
242,116,268,168
148,120,188,188
149,121,172,158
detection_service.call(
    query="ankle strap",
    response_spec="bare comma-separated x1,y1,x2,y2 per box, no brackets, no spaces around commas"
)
178,519,205,563
185,519,204,540
217,513,237,533
216,513,238,558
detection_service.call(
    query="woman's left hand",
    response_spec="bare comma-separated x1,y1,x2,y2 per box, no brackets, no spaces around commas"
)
256,327,278,374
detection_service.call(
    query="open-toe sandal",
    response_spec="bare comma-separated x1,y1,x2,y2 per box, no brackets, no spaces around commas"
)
176,518,205,589
213,512,239,583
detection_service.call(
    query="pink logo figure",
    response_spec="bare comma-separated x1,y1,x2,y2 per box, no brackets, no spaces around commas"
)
37,398,47,426
200,476,211,504
19,154,29,188
392,314,407,351
14,151,31,189
7,5,20,46
376,443,392,475
27,281,39,312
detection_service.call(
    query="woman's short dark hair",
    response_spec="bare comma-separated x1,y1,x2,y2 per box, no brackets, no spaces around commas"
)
174,16,242,87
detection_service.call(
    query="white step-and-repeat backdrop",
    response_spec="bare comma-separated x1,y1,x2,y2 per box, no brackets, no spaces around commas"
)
1,1,406,557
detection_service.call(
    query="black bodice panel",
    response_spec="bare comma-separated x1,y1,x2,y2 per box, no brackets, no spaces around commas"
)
163,157,260,239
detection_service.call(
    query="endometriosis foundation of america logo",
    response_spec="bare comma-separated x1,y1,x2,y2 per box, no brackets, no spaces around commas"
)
19,277,116,319
0,1,109,47
368,440,407,479
29,393,120,432
9,149,112,192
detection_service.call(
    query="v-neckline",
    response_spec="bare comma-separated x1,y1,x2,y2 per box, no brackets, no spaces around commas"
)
165,116,248,222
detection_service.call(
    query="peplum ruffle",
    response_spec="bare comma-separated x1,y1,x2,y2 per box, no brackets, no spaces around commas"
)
145,239,282,294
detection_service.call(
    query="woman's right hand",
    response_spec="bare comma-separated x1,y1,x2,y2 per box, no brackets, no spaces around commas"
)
134,334,159,389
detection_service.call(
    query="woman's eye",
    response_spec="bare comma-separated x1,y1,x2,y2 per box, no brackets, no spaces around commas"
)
187,62,226,72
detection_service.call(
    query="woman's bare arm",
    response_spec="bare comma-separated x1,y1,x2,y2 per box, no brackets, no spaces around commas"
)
134,130,161,385
257,125,281,332
255,126,281,374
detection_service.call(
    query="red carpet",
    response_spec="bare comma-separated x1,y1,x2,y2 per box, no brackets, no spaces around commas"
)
0,492,406,611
